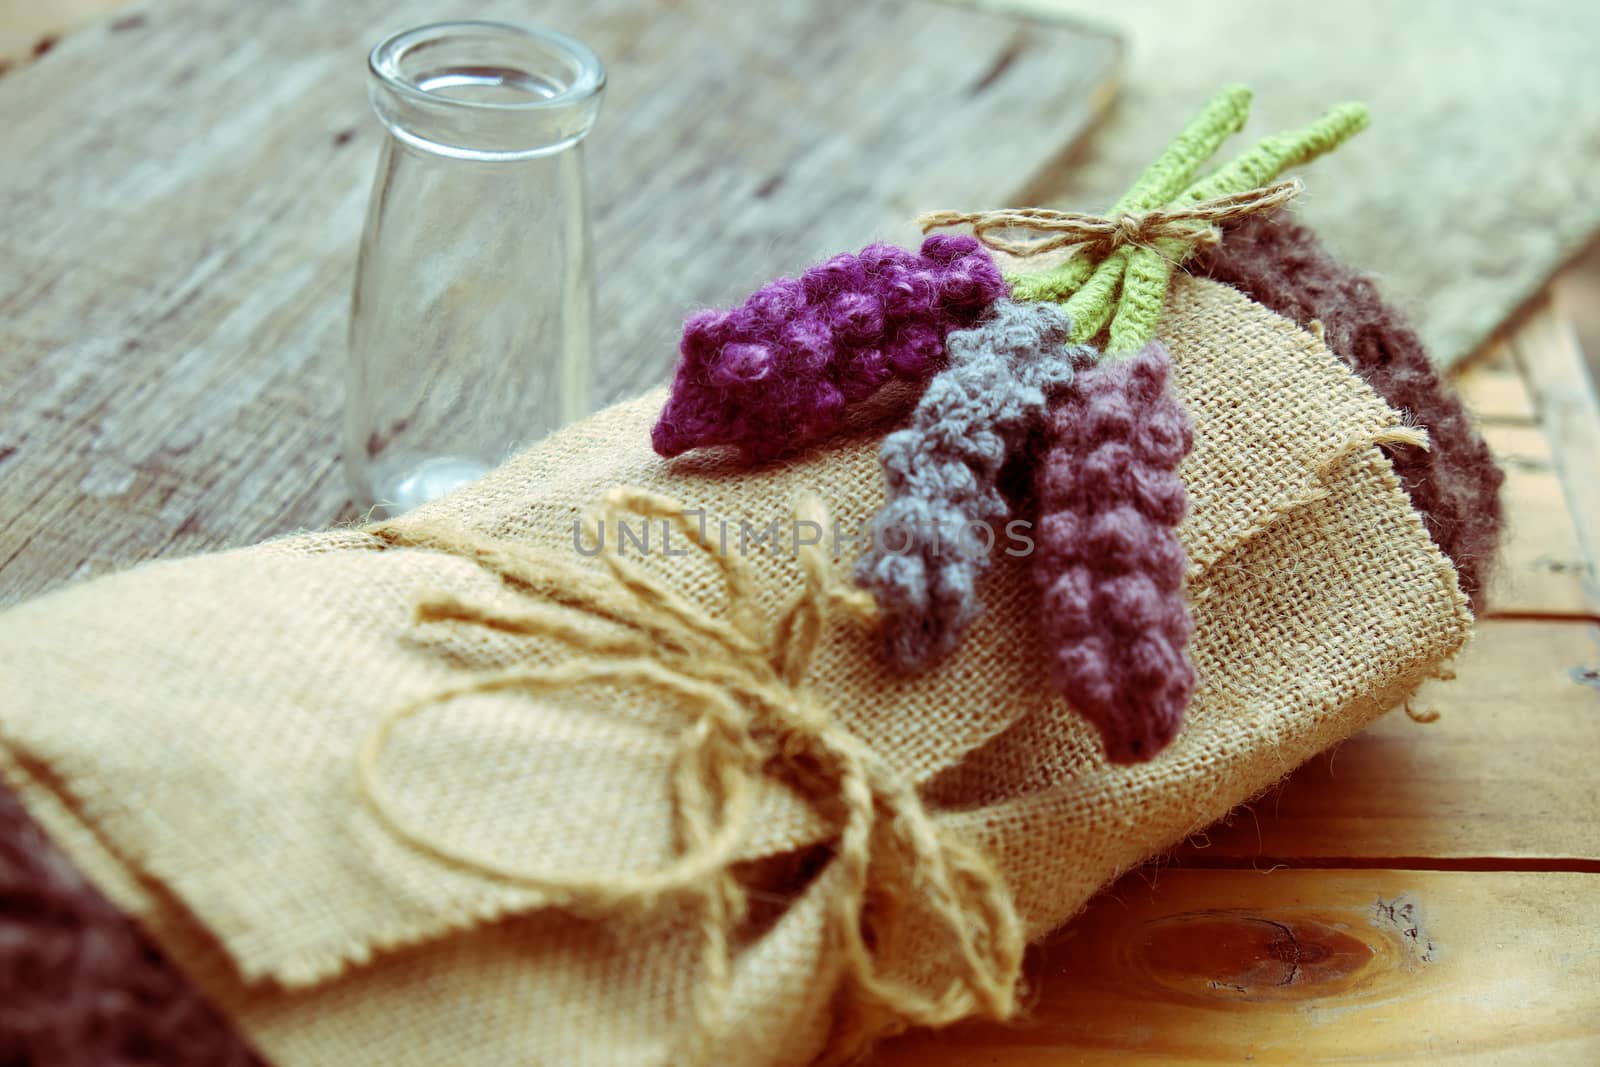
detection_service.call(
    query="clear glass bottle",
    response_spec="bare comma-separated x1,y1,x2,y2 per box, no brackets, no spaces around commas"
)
346,21,605,515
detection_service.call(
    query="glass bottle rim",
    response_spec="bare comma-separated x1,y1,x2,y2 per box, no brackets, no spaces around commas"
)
369,20,606,115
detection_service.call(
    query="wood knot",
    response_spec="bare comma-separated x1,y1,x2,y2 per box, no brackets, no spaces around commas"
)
1132,910,1380,1002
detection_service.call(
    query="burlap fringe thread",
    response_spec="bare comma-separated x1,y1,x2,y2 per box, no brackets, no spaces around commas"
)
362,488,1027,1063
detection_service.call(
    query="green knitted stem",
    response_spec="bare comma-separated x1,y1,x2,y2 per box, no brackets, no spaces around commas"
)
1184,103,1369,206
1061,246,1130,342
1096,101,1371,356
1007,254,1095,304
1009,93,1370,356
1109,84,1255,212
1105,247,1172,354
1009,86,1252,307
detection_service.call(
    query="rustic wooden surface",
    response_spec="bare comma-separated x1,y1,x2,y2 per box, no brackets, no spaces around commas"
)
0,0,124,72
6,2,1600,1064
0,0,1119,606
1512,300,1600,608
877,869,1600,1065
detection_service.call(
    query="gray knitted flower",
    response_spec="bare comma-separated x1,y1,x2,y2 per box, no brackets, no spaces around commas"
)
855,299,1094,670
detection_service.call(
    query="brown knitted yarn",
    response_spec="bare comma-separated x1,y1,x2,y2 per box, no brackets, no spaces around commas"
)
0,786,264,1067
1194,213,1504,609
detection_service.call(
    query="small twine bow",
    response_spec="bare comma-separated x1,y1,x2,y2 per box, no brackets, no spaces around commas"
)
361,488,1024,1058
918,178,1302,259
921,89,1369,354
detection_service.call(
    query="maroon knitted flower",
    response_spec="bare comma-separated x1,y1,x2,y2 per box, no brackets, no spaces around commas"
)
0,787,263,1066
651,235,1007,461
1033,341,1195,763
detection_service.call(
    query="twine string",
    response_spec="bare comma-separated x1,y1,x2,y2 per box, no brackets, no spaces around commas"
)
918,177,1303,259
360,488,1025,1048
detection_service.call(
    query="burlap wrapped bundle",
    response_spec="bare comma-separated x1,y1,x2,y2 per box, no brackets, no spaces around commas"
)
0,276,1471,1066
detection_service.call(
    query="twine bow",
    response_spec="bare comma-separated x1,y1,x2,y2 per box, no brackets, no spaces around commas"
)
361,488,1024,1055
918,178,1302,259
921,88,1369,355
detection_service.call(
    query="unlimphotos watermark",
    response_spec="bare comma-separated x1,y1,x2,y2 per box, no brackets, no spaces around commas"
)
572,512,1035,559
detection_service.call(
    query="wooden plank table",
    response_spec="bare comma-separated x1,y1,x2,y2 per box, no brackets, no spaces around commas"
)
5,2,1600,1064
0,0,1119,606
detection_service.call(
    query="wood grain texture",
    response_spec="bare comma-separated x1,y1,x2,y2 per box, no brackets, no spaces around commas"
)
0,0,1119,605
1169,620,1600,866
1452,341,1537,426
1512,298,1600,611
872,868,1600,1065
1483,424,1595,618
1449,335,1593,617
0,0,126,71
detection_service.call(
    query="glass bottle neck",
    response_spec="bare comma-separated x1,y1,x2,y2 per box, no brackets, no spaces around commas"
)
368,21,605,163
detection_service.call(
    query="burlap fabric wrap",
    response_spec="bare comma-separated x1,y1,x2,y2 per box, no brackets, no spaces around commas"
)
0,277,1472,1066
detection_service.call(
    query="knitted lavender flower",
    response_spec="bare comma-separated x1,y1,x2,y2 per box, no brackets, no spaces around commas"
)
1033,341,1195,764
651,235,1007,461
856,301,1091,670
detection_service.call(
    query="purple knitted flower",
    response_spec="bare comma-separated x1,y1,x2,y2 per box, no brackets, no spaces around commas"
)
1033,341,1196,764
651,235,1007,461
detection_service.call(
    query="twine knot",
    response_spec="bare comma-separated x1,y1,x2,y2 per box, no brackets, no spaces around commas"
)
1111,212,1145,248
917,177,1302,260
360,488,1024,1053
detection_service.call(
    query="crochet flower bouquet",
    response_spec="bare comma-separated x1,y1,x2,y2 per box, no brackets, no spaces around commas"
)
0,88,1500,1066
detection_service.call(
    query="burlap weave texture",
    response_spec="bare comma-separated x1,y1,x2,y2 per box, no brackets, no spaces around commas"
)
0,277,1472,1066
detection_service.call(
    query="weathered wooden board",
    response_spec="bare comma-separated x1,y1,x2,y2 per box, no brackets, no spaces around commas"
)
1482,424,1595,618
872,868,1600,1065
1512,299,1600,611
0,0,1119,605
0,0,125,71
1167,620,1600,866
1450,338,1590,617
1452,341,1537,426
